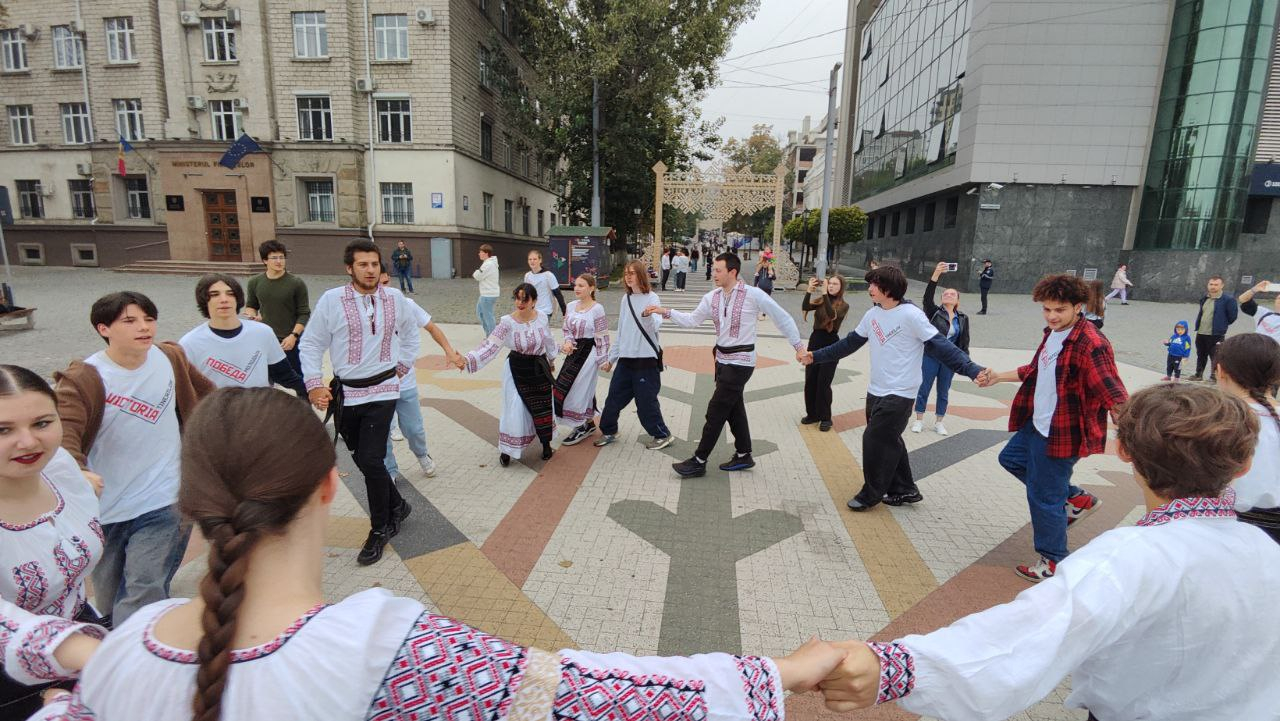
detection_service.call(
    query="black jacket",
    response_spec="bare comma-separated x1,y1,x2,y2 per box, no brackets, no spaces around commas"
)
923,280,970,353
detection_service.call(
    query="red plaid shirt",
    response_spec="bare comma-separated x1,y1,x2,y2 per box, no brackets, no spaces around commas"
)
1009,319,1128,459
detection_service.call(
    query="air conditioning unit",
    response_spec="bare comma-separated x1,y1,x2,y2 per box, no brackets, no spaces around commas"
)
75,162,93,176
233,97,248,109
19,24,40,39
187,95,207,110
226,8,241,24
37,183,54,198
415,7,435,24
354,77,376,93
179,11,201,27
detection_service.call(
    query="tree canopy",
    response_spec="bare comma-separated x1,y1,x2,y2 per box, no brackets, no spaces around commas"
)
783,206,868,247
719,124,789,240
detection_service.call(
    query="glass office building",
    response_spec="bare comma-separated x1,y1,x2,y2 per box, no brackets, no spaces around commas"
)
1135,0,1277,250
850,0,970,202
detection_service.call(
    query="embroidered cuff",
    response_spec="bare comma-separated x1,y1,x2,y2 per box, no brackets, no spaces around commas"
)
867,641,914,705
792,340,806,351
26,695,72,721
465,354,478,374
396,362,411,378
9,618,107,685
304,377,324,391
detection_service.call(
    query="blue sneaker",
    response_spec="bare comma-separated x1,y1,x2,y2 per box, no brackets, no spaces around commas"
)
718,453,755,471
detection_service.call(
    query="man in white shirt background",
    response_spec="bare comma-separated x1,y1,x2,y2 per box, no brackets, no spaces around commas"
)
646,252,805,478
473,243,500,336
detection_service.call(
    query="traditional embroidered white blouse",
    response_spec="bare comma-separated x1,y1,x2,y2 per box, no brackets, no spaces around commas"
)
867,493,1280,721
663,281,803,366
1,448,102,622
464,314,558,373
561,301,611,364
299,285,419,406
31,588,784,721
0,597,105,688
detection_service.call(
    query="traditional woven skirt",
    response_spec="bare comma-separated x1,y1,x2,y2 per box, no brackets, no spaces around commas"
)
504,351,554,455
553,338,600,426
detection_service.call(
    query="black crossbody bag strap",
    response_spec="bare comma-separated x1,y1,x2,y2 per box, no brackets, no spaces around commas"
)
626,294,665,372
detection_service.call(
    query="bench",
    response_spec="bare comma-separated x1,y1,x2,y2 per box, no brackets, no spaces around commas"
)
0,308,36,331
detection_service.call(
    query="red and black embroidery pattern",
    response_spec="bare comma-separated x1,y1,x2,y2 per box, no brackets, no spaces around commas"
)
554,660,709,721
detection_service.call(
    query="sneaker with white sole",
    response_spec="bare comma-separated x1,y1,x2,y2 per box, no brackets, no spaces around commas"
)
417,455,436,478
391,427,405,442
593,434,618,447
561,423,594,446
646,435,675,451
1015,557,1056,582
934,422,948,435
1065,491,1101,527
910,420,924,433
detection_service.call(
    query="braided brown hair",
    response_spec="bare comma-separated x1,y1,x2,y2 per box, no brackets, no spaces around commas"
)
179,388,336,720
1214,334,1280,434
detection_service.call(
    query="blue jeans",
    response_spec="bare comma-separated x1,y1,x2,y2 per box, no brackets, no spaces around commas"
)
91,504,188,625
385,385,429,477
598,359,670,439
396,267,414,293
998,423,1082,563
477,295,498,336
914,354,955,416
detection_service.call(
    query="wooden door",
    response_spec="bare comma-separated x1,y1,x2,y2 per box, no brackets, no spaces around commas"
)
203,190,241,261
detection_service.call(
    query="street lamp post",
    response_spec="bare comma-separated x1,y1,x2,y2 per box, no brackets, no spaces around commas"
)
816,61,841,280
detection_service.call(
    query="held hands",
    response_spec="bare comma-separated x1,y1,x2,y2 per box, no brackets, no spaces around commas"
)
817,640,884,711
799,350,815,366
448,351,466,370
642,305,665,317
561,340,576,355
773,638,849,694
601,362,613,372
308,387,332,411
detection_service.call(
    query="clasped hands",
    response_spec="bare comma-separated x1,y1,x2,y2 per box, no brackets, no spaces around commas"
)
774,638,884,711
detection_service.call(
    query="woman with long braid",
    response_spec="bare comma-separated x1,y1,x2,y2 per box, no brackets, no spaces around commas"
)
32,387,846,720
1214,334,1280,543
553,274,609,445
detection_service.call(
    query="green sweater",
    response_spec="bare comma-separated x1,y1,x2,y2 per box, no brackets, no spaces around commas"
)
245,272,311,339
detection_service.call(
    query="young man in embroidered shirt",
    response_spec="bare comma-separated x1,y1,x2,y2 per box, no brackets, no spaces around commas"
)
53,292,215,625
244,240,310,378
801,265,987,511
817,384,1280,721
180,274,307,397
979,274,1129,581
300,239,420,566
645,252,805,478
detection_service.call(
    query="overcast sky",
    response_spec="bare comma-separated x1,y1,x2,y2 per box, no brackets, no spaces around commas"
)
701,0,849,155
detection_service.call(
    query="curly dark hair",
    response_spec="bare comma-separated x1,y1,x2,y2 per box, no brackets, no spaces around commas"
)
1032,274,1090,306
864,265,908,301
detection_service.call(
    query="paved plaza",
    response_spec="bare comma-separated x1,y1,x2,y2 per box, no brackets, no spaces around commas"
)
0,265,1240,720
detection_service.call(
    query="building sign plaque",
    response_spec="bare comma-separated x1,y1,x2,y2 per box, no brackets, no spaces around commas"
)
1249,163,1280,196
165,195,185,211
251,196,271,213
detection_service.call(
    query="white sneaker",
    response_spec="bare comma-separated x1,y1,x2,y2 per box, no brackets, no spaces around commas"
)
934,422,948,436
910,420,923,433
417,455,436,478
646,435,675,451
391,427,405,442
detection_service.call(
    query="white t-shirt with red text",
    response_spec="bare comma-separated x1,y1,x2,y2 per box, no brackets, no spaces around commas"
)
179,320,285,389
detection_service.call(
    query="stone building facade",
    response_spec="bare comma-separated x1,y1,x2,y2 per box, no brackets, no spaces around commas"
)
0,0,559,276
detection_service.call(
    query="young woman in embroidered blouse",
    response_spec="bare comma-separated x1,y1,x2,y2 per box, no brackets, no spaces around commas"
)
458,283,560,465
32,388,846,721
1213,333,1280,542
524,249,566,321
0,365,105,717
554,274,611,446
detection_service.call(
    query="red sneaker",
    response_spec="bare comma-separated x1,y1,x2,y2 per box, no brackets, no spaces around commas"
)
1015,557,1056,582
1065,491,1101,527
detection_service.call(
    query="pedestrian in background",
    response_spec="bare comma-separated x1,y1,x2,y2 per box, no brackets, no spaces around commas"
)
1104,263,1132,305
913,262,971,436
1162,320,1192,381
691,246,700,273
673,249,690,292
800,274,848,432
978,259,994,314
391,240,414,295
1214,333,1280,543
1083,280,1106,330
245,240,310,377
1238,278,1280,343
473,244,500,335
1189,275,1239,382
660,248,672,291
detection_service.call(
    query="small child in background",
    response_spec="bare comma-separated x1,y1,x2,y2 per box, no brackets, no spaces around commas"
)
1163,320,1192,380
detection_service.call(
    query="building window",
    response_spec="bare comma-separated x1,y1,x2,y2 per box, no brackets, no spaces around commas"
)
105,17,135,63
482,192,493,229
377,99,412,143
943,197,958,228
16,180,43,218
374,15,409,60
380,182,414,224
296,96,332,141
209,100,241,140
923,202,935,232
521,149,531,177
124,176,151,219
890,211,900,236
53,26,83,69
60,103,92,144
303,179,335,222
113,99,145,141
537,208,544,237
521,205,529,235
499,1,509,35
480,118,493,160
1244,197,1272,234
478,46,493,89
1,29,27,72
905,206,916,234
503,199,513,233
8,105,34,145
479,0,488,11
202,17,237,62
550,212,556,227
876,214,886,238
502,133,513,168
69,179,94,218
292,12,328,58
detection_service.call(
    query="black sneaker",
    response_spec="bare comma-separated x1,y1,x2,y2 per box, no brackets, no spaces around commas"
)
357,529,389,566
819,420,833,432
388,500,412,537
1187,374,1204,382
672,457,707,477
499,452,511,467
883,491,924,506
562,423,594,446
541,444,555,460
719,453,755,471
800,416,818,425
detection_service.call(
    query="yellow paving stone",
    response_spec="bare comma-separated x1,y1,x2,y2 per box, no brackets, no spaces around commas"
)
325,515,373,549
404,543,578,651
800,424,939,619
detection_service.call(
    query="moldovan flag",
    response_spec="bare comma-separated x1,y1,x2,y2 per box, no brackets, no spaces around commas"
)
117,137,133,176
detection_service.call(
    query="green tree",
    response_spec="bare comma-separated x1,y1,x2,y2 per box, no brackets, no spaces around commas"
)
720,124,788,239
784,206,867,247
500,0,757,242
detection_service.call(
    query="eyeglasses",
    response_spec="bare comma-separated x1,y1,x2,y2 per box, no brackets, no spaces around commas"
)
267,255,286,261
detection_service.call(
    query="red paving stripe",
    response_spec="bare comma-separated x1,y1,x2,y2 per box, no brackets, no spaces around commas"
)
660,345,786,374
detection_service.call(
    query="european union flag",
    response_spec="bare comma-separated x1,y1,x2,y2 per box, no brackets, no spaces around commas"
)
218,133,264,169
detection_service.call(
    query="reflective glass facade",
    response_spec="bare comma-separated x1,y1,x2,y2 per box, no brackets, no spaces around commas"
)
850,0,970,202
1135,0,1277,250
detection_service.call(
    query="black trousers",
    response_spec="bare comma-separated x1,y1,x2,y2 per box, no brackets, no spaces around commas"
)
337,399,401,531
1165,355,1184,378
980,285,990,312
661,268,670,290
695,363,755,460
804,330,839,421
857,393,917,505
1239,507,1280,545
1194,333,1224,376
